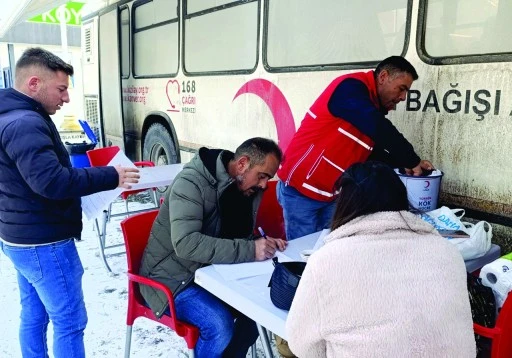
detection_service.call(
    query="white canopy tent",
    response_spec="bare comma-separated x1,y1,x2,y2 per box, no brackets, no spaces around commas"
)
0,0,112,38
0,1,70,38
0,0,111,120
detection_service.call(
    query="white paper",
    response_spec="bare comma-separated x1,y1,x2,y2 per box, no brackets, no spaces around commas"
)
81,150,183,220
130,164,183,190
81,150,135,220
313,228,330,251
213,251,293,281
82,188,123,221
109,151,138,168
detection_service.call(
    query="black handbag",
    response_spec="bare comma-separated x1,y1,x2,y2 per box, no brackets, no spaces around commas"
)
268,257,306,310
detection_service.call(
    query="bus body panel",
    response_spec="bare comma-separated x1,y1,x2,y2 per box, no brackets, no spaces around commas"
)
99,7,125,151
400,59,512,215
82,0,512,224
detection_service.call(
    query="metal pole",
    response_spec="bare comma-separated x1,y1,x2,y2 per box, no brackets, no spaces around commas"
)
58,5,69,62
0,55,4,89
256,324,274,358
7,43,15,87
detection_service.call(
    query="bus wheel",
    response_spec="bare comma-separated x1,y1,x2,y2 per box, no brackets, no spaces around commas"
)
143,123,178,166
143,123,178,200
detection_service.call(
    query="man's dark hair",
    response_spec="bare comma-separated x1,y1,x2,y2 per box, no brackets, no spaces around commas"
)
16,47,74,76
375,56,418,81
235,137,283,167
330,161,409,230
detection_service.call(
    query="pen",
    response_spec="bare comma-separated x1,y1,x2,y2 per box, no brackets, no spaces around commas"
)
257,227,268,240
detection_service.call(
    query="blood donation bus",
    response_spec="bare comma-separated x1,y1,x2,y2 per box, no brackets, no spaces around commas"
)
81,0,512,234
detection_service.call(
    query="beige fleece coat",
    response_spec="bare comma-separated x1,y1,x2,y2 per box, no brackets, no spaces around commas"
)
286,211,476,358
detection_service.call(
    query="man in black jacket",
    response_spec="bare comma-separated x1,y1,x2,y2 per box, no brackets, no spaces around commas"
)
0,47,139,358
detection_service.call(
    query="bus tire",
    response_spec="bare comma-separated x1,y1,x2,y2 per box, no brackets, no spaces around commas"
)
143,123,178,166
143,123,178,200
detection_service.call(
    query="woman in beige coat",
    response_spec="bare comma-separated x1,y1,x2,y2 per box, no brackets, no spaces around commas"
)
286,161,476,357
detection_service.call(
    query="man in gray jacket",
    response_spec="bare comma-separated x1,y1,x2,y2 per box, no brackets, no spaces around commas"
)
140,137,286,358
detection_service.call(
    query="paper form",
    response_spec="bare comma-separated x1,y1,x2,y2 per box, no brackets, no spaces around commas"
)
213,251,293,281
81,151,183,221
130,164,183,190
82,188,123,221
81,151,135,220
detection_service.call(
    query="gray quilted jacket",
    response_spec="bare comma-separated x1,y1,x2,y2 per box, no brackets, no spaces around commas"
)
140,148,262,318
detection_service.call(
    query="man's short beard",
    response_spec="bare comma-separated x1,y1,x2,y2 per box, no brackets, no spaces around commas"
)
236,173,264,195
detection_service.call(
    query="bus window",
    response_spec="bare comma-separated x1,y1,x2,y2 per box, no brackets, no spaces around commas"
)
120,6,130,79
183,0,259,74
187,0,236,13
423,0,512,59
133,0,179,77
265,0,409,70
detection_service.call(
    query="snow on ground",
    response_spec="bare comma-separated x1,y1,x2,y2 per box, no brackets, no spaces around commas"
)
0,193,278,357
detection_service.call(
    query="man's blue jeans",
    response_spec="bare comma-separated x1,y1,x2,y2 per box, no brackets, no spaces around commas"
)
0,239,87,358
173,284,259,358
277,180,336,240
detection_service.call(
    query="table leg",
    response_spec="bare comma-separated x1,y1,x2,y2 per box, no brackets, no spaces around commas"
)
256,324,274,358
94,210,112,272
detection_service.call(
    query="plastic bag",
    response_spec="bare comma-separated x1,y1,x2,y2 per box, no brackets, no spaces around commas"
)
456,221,493,261
418,206,467,232
419,206,492,260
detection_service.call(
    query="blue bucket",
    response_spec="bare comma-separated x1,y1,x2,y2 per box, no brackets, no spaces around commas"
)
64,120,98,168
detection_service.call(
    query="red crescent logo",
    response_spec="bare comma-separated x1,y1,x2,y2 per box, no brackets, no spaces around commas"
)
233,79,296,151
424,181,430,188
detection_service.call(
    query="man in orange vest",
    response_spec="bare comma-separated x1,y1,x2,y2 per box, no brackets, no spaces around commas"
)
277,56,433,240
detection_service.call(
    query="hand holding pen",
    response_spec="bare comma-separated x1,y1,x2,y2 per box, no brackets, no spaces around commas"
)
258,227,268,240
254,226,287,261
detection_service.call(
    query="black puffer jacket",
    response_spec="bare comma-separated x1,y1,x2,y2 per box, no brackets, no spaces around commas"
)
0,88,119,244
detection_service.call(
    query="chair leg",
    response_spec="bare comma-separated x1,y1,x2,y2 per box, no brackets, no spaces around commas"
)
125,199,129,216
96,210,112,272
251,343,257,357
107,202,113,222
125,325,133,358
94,218,101,239
152,190,159,208
256,324,274,358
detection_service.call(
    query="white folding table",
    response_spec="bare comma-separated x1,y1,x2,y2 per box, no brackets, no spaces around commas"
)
85,164,183,272
194,231,501,357
195,231,318,357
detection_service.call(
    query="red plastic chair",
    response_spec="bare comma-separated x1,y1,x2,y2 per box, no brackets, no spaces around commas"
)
86,145,120,166
473,293,512,358
255,180,286,239
120,210,199,357
120,160,158,213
